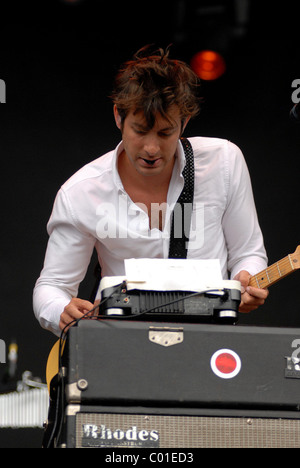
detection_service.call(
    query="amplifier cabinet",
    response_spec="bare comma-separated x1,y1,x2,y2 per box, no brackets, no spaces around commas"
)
61,405,300,448
65,320,300,410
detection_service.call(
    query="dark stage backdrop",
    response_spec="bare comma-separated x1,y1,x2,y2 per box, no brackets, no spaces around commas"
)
0,0,299,447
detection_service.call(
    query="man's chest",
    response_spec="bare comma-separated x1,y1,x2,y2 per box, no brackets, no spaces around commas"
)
125,187,169,231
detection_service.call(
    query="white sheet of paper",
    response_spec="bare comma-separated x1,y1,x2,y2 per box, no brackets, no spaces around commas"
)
124,258,223,292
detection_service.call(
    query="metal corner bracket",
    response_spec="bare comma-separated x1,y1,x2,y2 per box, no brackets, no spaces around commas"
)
148,326,184,347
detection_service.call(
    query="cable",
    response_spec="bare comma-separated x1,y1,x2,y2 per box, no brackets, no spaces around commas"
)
48,283,124,447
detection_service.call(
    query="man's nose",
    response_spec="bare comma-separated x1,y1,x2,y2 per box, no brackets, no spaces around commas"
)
144,136,160,156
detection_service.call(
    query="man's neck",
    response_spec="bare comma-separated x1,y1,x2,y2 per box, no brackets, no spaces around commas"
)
117,149,176,194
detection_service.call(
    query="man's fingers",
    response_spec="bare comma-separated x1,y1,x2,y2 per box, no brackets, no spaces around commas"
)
233,270,269,313
233,270,251,294
245,286,269,300
70,298,94,312
59,298,94,330
239,287,269,313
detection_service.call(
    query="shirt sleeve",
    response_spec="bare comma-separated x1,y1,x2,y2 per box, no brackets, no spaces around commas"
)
33,188,95,336
222,142,268,280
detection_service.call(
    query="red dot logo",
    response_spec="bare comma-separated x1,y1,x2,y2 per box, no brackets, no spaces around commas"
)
210,349,241,379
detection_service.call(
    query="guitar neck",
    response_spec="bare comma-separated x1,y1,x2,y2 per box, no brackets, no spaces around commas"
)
249,254,297,289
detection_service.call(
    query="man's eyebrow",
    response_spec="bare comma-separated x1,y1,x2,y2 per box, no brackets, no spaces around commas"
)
160,125,177,132
132,122,177,132
132,122,148,130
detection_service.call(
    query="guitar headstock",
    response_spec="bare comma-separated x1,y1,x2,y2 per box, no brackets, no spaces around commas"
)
291,245,300,269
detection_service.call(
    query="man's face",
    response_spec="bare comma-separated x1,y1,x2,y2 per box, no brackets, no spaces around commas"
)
114,105,188,178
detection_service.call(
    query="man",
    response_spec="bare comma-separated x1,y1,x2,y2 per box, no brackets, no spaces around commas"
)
33,47,269,336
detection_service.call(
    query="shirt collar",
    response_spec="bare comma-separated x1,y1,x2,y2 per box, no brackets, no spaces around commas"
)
112,139,186,191
177,138,186,174
112,141,125,191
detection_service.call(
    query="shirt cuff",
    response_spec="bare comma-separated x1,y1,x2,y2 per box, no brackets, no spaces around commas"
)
33,287,71,337
230,256,268,282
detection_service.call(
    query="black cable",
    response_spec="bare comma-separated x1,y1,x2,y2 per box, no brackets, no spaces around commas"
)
47,283,124,447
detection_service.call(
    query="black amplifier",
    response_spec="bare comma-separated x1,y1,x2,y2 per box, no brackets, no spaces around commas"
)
61,405,300,448
48,320,300,448
65,320,300,410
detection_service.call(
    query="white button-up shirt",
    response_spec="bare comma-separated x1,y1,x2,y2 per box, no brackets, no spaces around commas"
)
33,137,267,335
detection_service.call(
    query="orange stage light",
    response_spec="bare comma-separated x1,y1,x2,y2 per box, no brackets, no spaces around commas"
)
190,50,226,81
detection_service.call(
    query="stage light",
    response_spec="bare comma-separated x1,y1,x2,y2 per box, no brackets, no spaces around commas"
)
190,50,226,81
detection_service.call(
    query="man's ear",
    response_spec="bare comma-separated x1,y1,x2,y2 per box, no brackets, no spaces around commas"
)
113,105,122,130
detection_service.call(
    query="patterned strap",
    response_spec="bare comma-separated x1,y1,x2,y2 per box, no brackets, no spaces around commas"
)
168,138,195,259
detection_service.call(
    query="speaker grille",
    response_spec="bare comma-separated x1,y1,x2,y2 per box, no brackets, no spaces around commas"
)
76,412,300,448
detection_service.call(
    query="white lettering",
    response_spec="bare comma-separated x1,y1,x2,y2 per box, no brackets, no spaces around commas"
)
0,339,6,363
0,79,6,103
96,202,117,238
138,429,149,441
113,429,124,440
95,196,205,250
188,202,205,250
291,79,300,104
105,453,140,465
83,424,159,446
150,429,159,441
291,338,300,360
100,424,112,440
126,426,138,440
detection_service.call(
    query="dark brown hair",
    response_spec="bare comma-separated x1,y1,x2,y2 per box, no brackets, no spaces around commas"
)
111,46,201,129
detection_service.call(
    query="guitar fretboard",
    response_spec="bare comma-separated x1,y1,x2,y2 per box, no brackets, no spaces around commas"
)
249,255,297,289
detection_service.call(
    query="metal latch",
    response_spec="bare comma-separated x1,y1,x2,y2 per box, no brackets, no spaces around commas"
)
149,326,184,347
66,378,88,403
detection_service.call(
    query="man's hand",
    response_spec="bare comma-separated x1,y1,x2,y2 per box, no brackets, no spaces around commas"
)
234,270,269,313
59,297,95,331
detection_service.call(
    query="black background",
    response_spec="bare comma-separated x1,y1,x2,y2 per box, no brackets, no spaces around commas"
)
0,0,299,447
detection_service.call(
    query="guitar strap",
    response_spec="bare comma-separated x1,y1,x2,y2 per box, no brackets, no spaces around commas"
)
168,137,195,259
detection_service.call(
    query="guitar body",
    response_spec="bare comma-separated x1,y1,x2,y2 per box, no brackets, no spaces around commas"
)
46,340,64,393
46,339,65,393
